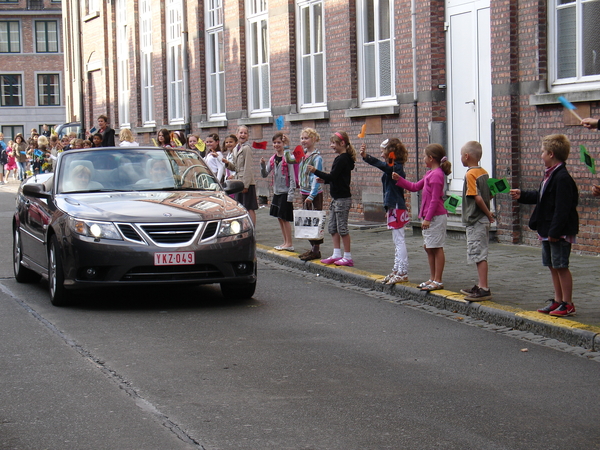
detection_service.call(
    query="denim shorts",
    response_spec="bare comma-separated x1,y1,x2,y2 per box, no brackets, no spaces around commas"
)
541,239,571,269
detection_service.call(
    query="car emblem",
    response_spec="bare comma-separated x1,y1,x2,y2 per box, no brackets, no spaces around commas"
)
163,213,172,217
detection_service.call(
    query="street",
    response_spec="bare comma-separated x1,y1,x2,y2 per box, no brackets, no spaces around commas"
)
0,189,599,449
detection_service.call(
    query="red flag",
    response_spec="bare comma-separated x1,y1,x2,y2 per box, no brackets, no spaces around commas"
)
252,141,268,150
293,145,305,161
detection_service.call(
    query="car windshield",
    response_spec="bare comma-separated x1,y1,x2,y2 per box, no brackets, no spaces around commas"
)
57,148,221,194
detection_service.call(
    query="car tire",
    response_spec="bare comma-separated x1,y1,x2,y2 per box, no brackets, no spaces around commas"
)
220,281,256,300
13,228,41,283
48,236,71,307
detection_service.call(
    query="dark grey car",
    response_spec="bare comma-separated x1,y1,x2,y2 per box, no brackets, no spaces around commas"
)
13,147,256,306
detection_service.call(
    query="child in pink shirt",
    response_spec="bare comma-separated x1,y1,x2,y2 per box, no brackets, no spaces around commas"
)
392,143,451,291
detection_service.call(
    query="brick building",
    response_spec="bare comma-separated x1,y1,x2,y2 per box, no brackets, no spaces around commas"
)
0,0,65,140
61,0,600,253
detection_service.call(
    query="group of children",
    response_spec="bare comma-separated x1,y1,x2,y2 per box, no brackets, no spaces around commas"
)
260,129,578,317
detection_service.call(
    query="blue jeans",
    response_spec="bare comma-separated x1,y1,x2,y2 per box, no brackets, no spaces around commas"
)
17,161,26,180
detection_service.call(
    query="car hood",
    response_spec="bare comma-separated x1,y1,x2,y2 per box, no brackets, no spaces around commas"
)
55,191,247,222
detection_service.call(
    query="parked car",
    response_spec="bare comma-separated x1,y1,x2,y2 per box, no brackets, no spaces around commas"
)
13,147,256,306
54,121,82,139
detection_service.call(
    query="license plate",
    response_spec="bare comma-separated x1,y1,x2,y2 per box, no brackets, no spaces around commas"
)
154,252,195,266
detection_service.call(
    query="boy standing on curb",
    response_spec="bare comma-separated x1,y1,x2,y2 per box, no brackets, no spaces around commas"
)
510,134,579,316
459,141,495,301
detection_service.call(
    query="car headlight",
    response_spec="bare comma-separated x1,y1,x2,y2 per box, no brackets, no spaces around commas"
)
69,217,123,240
218,215,252,237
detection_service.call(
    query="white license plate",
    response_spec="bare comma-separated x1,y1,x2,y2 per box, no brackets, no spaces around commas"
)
154,252,195,266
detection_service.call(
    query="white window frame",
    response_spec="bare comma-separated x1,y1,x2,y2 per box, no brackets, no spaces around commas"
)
246,0,271,116
548,0,600,93
86,0,99,16
356,0,395,106
205,0,226,120
296,0,326,112
116,0,130,128
166,0,186,125
139,0,154,127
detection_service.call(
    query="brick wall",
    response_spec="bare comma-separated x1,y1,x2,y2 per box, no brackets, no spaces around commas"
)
69,0,600,253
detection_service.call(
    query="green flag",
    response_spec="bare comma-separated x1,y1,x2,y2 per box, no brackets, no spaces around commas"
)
487,178,510,196
444,194,462,214
580,145,596,174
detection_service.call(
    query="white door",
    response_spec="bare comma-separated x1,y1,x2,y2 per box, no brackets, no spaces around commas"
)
446,0,492,191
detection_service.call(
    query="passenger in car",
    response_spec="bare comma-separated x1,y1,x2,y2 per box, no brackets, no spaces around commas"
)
63,163,104,192
136,159,175,188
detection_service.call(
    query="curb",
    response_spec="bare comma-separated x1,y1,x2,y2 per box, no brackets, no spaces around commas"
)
257,244,600,351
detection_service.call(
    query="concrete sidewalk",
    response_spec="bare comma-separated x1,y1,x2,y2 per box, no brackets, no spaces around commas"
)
254,206,600,350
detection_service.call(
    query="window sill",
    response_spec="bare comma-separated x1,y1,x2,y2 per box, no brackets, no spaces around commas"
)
83,11,100,22
238,116,273,126
198,119,228,128
286,111,330,122
344,105,399,118
530,90,600,106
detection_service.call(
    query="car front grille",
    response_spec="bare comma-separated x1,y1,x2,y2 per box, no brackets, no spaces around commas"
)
121,264,222,281
140,223,200,244
116,221,221,246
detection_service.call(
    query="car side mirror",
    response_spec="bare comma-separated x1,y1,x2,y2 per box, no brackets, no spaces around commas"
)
223,180,245,195
23,183,51,199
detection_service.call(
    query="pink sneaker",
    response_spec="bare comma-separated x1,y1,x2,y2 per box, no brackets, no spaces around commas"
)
320,256,342,264
334,257,354,267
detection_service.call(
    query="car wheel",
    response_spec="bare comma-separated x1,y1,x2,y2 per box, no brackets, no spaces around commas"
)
13,228,41,283
48,236,70,307
220,281,256,300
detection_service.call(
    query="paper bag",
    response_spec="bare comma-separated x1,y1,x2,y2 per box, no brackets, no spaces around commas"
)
293,209,327,240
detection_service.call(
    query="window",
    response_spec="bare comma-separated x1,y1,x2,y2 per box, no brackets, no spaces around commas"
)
38,74,60,106
206,0,225,119
357,0,394,104
0,0,18,3
1,74,22,106
1,126,24,142
35,21,59,53
116,0,130,127
139,0,154,126
297,0,326,110
550,0,600,90
247,0,271,115
86,0,99,15
0,21,20,53
166,0,185,124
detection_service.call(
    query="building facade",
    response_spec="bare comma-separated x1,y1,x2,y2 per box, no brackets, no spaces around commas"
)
0,0,65,139
62,0,600,253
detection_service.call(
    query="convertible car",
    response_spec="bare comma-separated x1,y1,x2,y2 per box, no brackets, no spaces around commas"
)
13,147,256,306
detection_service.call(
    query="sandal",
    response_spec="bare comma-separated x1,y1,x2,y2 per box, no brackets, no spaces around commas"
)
387,273,408,285
421,280,444,291
381,272,396,284
418,279,433,289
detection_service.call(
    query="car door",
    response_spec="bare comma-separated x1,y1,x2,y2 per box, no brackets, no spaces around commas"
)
19,188,52,271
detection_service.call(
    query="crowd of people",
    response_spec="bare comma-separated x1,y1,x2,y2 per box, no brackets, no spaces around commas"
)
2,112,599,318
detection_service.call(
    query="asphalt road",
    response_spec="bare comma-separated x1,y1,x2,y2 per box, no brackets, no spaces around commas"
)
1,189,599,449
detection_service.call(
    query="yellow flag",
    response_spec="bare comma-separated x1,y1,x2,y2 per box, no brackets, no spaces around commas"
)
195,140,206,153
